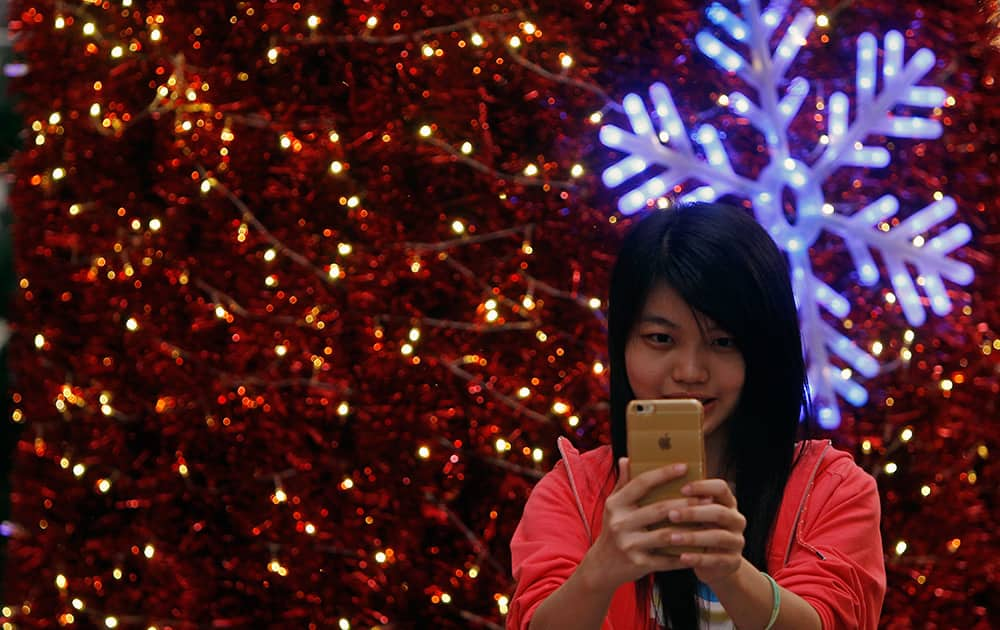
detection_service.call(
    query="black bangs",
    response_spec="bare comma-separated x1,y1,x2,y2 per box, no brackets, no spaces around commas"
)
653,204,793,346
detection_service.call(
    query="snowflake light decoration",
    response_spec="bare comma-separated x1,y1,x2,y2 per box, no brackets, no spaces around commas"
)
599,0,974,428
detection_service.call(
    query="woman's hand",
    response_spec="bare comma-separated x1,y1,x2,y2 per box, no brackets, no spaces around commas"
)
578,457,702,593
665,478,747,585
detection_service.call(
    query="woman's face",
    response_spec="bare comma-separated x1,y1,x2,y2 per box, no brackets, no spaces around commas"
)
625,282,746,436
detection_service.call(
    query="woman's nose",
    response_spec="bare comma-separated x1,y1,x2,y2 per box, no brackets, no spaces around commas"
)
670,347,709,384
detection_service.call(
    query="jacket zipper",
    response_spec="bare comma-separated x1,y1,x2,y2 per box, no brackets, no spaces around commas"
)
784,441,832,565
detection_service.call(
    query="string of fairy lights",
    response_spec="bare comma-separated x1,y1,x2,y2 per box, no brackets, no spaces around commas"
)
4,0,991,627
11,3,600,627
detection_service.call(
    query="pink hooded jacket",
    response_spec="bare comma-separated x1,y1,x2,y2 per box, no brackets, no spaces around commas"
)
509,438,886,629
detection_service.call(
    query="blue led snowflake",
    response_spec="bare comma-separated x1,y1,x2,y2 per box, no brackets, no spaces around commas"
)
599,0,974,427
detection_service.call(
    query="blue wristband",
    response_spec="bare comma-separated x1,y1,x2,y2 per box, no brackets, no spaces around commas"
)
762,572,781,629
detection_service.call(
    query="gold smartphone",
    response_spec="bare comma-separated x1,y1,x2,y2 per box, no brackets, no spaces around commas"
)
626,398,706,555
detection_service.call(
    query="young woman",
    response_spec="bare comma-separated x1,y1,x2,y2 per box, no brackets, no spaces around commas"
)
508,203,886,629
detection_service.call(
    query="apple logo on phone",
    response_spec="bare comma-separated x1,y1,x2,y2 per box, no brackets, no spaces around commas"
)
658,433,672,450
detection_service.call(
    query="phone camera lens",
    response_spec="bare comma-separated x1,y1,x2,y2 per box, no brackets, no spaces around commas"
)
636,404,644,412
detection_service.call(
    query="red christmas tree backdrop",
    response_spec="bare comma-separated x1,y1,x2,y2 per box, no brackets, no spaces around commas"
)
2,0,997,627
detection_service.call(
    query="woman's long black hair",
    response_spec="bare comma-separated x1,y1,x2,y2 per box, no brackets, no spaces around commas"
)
606,202,812,628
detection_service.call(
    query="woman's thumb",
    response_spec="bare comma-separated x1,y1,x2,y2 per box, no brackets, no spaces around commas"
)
614,457,630,491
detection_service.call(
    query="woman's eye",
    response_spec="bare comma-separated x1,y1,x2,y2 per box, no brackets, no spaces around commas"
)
645,333,674,344
712,336,738,349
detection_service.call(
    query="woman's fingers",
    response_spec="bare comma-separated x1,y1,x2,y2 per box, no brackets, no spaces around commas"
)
594,463,746,587
668,503,747,531
682,479,737,508
621,496,709,530
628,524,742,554
665,528,745,552
613,457,630,492
618,537,688,572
